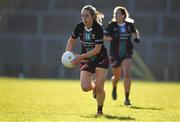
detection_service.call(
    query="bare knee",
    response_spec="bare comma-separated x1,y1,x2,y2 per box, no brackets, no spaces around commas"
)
124,73,131,81
96,86,104,94
81,84,90,92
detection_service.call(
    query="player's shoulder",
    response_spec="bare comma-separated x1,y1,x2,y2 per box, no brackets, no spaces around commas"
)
93,21,102,28
93,21,103,31
125,21,132,24
108,21,117,27
125,21,134,26
75,22,84,28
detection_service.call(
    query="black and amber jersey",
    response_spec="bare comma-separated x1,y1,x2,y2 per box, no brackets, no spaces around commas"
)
71,21,108,61
104,21,136,58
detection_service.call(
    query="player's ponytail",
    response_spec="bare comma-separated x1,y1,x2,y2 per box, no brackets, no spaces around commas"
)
95,10,104,25
111,6,134,23
81,5,104,25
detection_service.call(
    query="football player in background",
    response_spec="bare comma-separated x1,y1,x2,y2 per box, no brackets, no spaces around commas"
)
104,6,140,106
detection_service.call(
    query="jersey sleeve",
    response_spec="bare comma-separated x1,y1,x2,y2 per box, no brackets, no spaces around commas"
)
95,26,104,44
130,23,136,33
104,23,113,37
71,24,80,39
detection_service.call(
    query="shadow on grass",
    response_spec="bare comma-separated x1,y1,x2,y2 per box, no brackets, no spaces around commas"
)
120,105,163,110
81,114,135,121
104,114,135,120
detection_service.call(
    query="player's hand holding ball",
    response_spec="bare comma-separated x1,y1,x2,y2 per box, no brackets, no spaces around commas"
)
71,54,84,65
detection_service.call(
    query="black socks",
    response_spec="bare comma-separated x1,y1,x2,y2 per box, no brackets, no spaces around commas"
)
125,92,129,100
97,105,103,112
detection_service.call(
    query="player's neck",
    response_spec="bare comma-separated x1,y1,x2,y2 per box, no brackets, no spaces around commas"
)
85,25,92,30
117,20,124,24
85,22,93,29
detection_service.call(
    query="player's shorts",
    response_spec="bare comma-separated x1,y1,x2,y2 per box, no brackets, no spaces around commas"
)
80,57,109,73
110,53,132,68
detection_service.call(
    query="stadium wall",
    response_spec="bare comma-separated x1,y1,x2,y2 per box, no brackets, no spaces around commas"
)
0,0,180,80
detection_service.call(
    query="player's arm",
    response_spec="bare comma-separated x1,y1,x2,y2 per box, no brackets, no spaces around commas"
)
131,22,140,43
103,24,113,41
103,35,113,41
72,43,102,65
66,37,76,51
132,29,140,43
82,44,102,59
66,23,80,51
132,29,139,39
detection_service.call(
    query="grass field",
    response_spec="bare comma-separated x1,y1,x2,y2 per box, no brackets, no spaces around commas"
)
0,77,180,122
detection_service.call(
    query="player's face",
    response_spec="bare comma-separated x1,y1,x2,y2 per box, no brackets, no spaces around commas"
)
115,9,125,23
81,9,94,27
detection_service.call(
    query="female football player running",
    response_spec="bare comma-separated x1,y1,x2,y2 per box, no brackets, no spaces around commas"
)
65,5,109,115
104,6,140,106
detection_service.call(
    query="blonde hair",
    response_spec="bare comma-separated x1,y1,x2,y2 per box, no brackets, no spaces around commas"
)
111,6,134,23
81,5,104,25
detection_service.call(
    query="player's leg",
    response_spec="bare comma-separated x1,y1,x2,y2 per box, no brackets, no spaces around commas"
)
95,67,107,115
111,66,121,100
122,58,132,105
80,71,94,92
80,61,96,92
92,79,96,99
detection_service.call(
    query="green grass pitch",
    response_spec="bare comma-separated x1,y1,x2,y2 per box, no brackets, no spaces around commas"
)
0,77,180,122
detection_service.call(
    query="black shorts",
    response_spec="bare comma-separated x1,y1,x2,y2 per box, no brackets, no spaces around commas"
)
80,58,109,73
110,53,132,68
